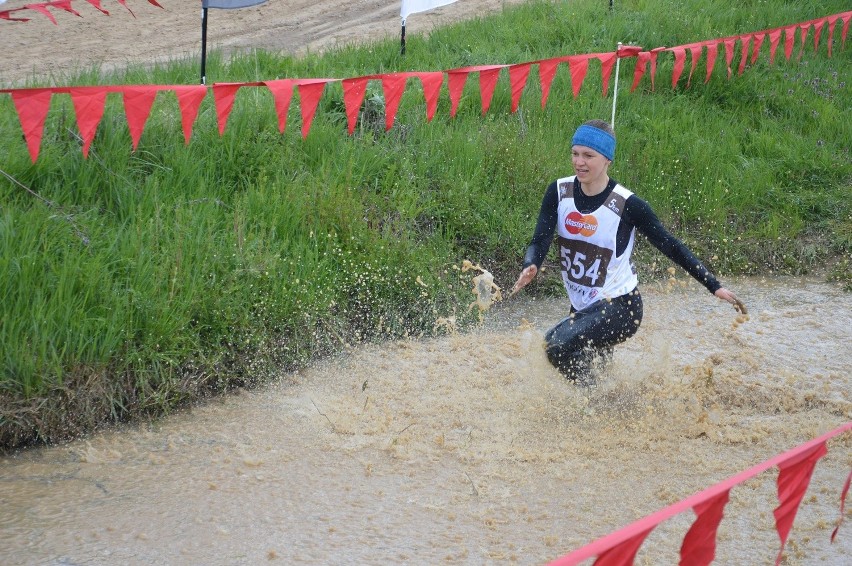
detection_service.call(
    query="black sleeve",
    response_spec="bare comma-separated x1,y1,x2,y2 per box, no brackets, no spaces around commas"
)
624,195,722,294
522,181,559,269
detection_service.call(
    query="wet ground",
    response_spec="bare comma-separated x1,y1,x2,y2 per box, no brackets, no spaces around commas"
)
1,276,850,565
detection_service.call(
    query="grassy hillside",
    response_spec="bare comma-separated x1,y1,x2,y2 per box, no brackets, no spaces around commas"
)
1,0,849,449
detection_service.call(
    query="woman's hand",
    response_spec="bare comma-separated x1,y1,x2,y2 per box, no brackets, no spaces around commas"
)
510,265,538,297
715,287,747,315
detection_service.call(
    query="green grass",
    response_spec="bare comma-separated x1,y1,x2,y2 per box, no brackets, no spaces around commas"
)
1,0,850,448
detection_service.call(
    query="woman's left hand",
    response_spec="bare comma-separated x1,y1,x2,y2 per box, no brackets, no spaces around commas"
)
715,288,747,315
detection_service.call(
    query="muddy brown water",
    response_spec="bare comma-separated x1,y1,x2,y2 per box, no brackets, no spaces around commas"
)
1,276,850,565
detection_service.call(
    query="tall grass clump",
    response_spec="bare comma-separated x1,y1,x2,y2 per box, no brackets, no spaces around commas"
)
1,0,850,449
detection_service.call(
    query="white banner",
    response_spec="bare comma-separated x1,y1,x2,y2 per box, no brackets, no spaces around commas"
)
202,0,267,9
401,0,459,22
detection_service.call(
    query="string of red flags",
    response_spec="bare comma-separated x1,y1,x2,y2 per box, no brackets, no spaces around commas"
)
0,0,161,23
547,422,851,566
1,10,849,162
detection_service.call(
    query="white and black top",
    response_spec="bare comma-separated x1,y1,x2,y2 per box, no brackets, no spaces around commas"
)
523,177,722,310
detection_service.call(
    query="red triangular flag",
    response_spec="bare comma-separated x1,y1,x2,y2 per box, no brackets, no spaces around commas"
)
508,63,531,113
52,0,82,17
296,80,329,138
69,87,108,158
704,41,718,82
751,32,765,65
797,23,810,61
723,37,736,79
738,35,752,75
812,19,825,53
122,86,158,151
11,88,53,162
263,79,296,133
172,85,208,145
537,57,561,108
0,9,31,22
826,16,838,58
83,0,110,15
598,52,616,96
670,46,687,88
381,73,409,131
478,66,503,115
212,82,243,135
447,68,470,118
630,52,649,92
773,441,828,565
648,48,665,90
593,527,654,566
687,44,702,88
567,55,589,98
768,28,783,64
25,4,57,25
342,76,369,135
414,72,443,122
831,468,852,542
784,25,796,60
679,490,730,566
116,0,135,17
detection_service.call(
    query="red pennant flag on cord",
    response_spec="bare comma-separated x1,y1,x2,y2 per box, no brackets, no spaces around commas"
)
567,55,589,98
24,4,58,25
478,66,504,115
212,82,244,135
446,68,470,117
342,76,369,135
813,19,825,53
172,85,208,145
0,9,31,22
296,80,330,138
508,63,531,113
630,52,650,92
593,527,654,566
83,0,110,15
537,57,562,108
670,46,687,88
380,73,408,131
447,67,504,117
831,468,852,542
826,16,838,57
751,32,765,65
678,490,730,566
768,28,782,64
69,87,107,158
53,0,82,17
722,37,736,79
797,23,810,61
737,35,751,75
773,441,828,565
597,53,616,96
11,89,53,162
704,41,718,82
687,44,702,87
122,86,158,150
414,72,443,122
263,79,295,133
784,25,796,60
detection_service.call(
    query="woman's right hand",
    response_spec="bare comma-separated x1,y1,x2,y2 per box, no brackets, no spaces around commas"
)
510,264,538,297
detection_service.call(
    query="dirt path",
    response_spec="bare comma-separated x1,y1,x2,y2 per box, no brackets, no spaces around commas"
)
0,0,529,87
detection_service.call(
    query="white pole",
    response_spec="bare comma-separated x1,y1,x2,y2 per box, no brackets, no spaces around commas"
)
610,42,622,129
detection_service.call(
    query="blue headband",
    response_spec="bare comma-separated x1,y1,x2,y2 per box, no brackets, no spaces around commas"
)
571,124,616,161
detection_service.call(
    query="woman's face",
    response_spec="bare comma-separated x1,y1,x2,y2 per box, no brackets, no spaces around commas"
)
571,145,611,186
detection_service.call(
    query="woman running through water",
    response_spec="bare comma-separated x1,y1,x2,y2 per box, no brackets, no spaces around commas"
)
512,119,746,385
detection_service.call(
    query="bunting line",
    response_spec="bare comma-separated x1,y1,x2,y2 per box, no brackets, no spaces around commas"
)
547,422,852,566
1,10,849,162
0,0,161,23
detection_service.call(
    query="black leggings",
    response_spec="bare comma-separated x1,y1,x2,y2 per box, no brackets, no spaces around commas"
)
543,288,643,381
